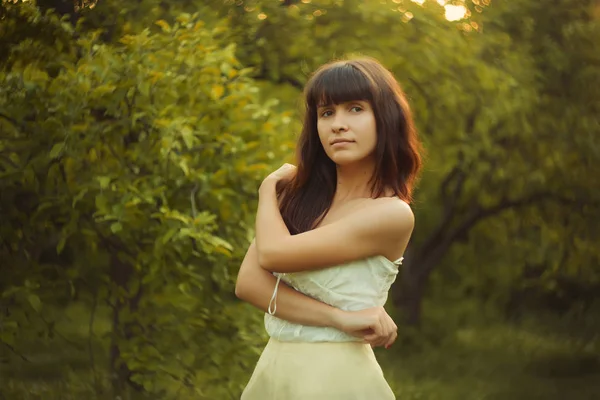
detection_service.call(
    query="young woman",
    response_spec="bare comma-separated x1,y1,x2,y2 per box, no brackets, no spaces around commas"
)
236,57,422,399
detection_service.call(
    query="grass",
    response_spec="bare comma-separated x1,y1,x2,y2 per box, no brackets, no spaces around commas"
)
377,312,600,400
2,303,600,399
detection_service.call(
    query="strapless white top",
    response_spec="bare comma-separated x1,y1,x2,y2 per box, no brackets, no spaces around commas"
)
264,255,403,342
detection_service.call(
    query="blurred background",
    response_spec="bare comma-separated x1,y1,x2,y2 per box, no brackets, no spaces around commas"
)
1,0,599,399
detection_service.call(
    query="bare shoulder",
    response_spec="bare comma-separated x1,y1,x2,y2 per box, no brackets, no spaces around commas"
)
361,197,414,234
374,197,415,230
376,197,413,214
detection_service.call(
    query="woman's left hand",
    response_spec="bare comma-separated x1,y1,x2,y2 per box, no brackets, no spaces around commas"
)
333,306,398,349
261,163,297,188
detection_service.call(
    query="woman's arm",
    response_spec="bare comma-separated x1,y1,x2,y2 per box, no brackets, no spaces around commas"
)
236,239,342,328
255,167,414,273
235,240,398,348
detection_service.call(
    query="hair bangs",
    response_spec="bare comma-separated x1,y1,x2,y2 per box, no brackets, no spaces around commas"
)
307,63,375,109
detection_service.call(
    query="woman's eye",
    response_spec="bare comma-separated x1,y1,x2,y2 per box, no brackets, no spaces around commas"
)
350,106,363,112
321,110,333,117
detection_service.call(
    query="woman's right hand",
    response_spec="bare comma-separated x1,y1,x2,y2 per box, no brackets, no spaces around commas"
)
332,306,398,349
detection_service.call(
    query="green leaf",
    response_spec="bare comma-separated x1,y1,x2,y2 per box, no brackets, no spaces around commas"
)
179,159,190,176
49,143,64,159
208,235,233,251
95,194,109,213
97,176,111,189
180,126,194,149
178,282,190,294
0,331,15,346
57,236,67,255
3,321,18,330
155,19,171,32
211,84,225,100
139,81,150,97
110,222,123,233
72,188,88,208
27,294,42,312
162,228,178,244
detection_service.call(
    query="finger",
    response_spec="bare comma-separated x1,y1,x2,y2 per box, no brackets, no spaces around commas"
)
352,329,371,339
365,324,387,348
373,315,393,348
368,333,386,347
354,329,375,344
363,331,385,347
371,318,387,347
373,316,385,337
383,319,398,349
386,330,398,349
383,323,396,349
363,333,380,343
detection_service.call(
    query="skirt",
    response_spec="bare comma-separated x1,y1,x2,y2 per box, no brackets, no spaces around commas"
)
241,338,395,400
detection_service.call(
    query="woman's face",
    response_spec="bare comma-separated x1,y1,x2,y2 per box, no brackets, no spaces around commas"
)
316,100,377,166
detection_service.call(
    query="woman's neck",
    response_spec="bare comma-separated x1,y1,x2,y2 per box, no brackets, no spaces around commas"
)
333,160,376,203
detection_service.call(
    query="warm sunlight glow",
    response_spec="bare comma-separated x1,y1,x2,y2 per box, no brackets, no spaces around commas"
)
410,0,468,21
445,4,467,21
411,0,447,5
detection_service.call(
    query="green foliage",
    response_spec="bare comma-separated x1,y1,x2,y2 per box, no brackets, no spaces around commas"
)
0,5,290,398
1,0,600,398
0,1,78,71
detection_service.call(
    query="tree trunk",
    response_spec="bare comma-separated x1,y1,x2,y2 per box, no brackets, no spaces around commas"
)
390,230,473,325
107,251,143,397
110,301,127,399
392,247,445,325
394,264,427,325
109,253,131,399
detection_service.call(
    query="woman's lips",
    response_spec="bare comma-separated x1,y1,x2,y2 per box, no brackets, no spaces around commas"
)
331,140,354,148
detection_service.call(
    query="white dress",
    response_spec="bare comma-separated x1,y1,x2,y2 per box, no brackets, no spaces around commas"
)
241,255,403,399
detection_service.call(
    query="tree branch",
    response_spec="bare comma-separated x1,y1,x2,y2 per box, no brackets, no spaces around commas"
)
0,112,29,137
0,112,21,129
418,164,467,256
106,142,136,175
0,154,19,169
89,288,101,392
39,313,86,351
407,77,435,134
2,341,30,362
413,191,600,282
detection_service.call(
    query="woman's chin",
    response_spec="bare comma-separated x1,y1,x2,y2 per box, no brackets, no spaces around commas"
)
330,153,363,166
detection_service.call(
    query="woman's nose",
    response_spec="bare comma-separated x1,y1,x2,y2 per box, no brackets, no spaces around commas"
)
331,112,348,132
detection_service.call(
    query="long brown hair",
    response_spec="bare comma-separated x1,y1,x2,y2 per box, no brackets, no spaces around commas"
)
277,57,423,234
